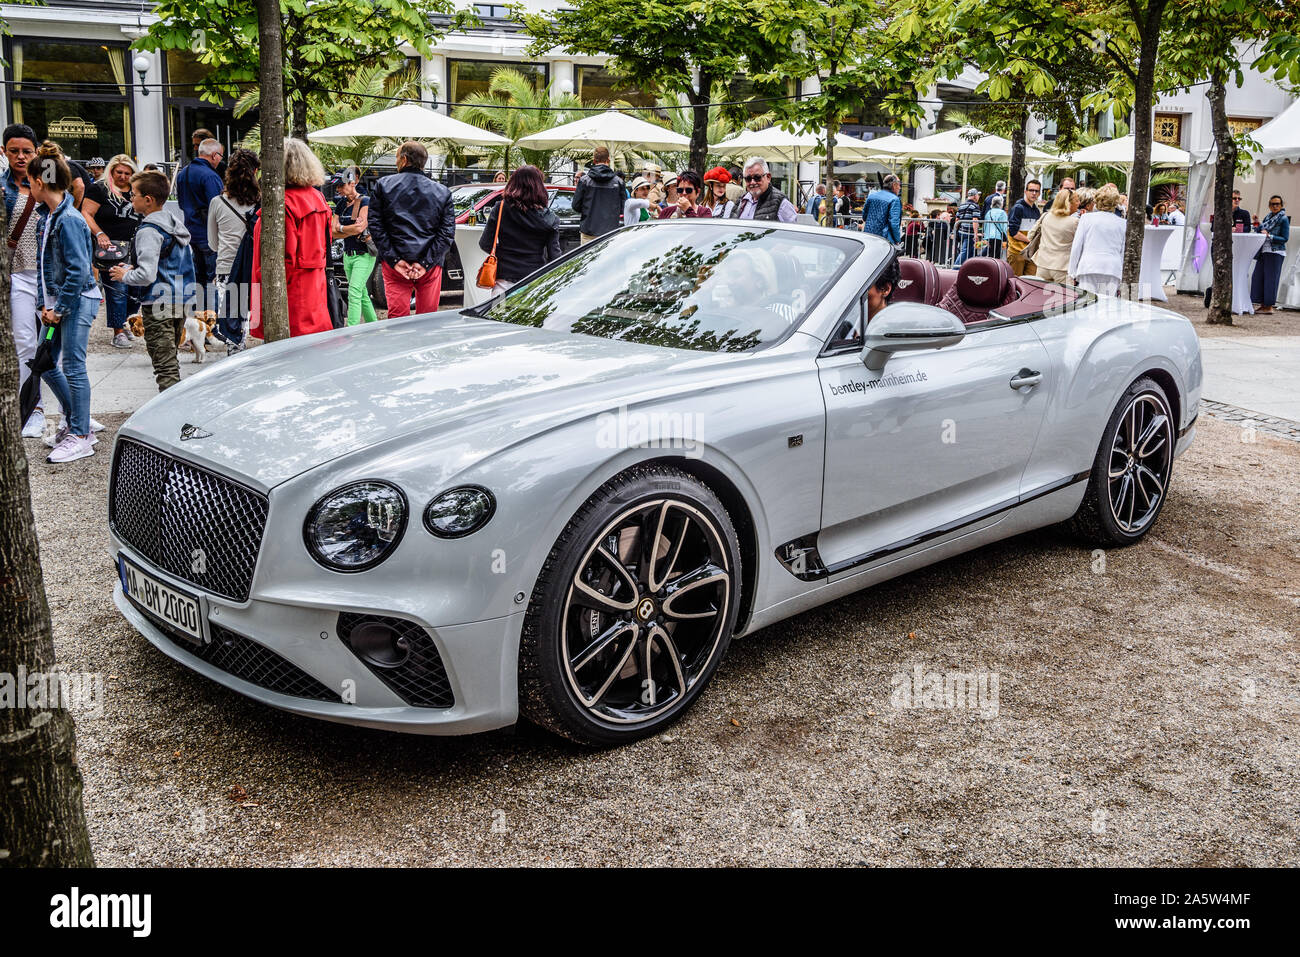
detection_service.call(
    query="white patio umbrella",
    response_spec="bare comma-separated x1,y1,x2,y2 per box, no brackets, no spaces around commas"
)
515,110,691,152
1057,134,1192,192
895,125,1055,195
307,102,510,148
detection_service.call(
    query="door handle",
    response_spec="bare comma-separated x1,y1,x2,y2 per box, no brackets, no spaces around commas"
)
1010,368,1042,390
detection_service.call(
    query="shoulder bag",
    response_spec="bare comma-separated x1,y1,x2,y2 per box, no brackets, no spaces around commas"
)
7,191,37,267
476,201,503,289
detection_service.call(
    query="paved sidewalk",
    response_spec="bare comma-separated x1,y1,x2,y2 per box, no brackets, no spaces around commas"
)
40,344,237,416
1197,334,1300,422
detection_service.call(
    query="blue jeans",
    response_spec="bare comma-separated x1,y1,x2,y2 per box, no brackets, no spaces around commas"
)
40,296,97,436
954,233,976,265
101,273,139,330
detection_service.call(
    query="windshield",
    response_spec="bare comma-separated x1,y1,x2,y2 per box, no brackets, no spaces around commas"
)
451,185,500,213
484,222,859,352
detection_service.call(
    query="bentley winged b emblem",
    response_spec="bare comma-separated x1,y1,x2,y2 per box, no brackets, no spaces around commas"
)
180,423,213,441
968,275,989,286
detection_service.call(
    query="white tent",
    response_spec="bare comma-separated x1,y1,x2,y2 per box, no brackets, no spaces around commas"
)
307,102,509,148
894,125,1055,194
516,110,690,152
1252,98,1300,166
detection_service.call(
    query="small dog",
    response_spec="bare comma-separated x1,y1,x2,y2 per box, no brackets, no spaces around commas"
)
127,310,222,363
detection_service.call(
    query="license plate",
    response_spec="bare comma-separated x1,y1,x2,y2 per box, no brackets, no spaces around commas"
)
120,557,205,644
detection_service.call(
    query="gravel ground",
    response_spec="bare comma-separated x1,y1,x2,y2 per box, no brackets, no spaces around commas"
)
24,407,1300,866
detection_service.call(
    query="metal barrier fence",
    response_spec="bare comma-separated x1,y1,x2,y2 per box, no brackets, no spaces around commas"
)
833,216,1019,266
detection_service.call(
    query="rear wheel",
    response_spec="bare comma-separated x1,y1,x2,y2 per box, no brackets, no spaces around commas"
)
519,465,741,746
1068,376,1175,546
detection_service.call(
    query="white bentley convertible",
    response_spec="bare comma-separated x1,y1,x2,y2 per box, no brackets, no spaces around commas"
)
109,220,1201,745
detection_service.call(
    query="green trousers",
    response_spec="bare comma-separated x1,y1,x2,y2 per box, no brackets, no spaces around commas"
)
142,301,183,392
343,252,378,325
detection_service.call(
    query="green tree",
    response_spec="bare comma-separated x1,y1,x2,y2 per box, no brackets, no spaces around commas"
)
902,0,1111,199
1161,0,1300,324
234,59,425,174
137,0,458,141
0,3,95,868
255,0,290,343
758,0,925,188
521,0,785,174
451,67,609,174
649,87,773,175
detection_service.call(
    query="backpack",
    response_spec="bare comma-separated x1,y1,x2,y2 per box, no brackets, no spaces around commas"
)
219,203,259,336
133,221,196,311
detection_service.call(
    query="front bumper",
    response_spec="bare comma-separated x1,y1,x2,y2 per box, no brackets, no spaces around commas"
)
111,544,523,736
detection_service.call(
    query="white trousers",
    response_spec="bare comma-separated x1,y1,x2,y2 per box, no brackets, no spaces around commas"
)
1076,273,1119,297
10,269,41,411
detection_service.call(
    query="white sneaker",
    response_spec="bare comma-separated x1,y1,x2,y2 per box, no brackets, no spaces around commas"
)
45,421,97,448
21,410,45,438
46,434,95,463
90,417,105,433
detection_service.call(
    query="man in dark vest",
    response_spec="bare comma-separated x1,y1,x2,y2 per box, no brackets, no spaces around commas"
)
728,157,799,223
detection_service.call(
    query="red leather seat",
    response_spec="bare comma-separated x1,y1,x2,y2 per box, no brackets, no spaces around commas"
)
893,257,941,305
937,258,1016,325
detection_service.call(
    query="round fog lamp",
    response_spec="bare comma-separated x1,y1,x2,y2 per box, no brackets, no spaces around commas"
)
424,486,495,538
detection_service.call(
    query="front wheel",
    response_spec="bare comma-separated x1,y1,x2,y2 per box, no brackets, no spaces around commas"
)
1068,376,1175,546
519,465,741,746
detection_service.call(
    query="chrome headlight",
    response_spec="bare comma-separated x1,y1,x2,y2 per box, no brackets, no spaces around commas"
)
423,486,495,538
305,481,407,571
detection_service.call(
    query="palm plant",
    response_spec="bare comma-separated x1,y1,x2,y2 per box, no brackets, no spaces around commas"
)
234,59,424,174
647,85,774,174
451,67,613,175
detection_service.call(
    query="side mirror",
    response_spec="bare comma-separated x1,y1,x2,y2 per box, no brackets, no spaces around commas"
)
861,302,966,371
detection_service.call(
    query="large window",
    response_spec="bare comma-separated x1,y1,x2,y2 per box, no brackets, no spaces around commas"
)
7,39,132,160
163,51,258,164
448,59,548,105
576,65,656,108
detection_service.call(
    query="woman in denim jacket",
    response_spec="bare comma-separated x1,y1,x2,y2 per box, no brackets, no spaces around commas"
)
1252,195,1290,314
29,142,102,463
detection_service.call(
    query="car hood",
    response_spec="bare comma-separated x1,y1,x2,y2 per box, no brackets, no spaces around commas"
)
121,312,734,488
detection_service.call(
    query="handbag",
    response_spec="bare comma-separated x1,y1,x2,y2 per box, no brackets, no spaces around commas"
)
7,192,37,267
93,238,131,272
476,201,503,289
1023,219,1043,261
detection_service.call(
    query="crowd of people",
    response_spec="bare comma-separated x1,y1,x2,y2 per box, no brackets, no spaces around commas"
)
5,117,1293,466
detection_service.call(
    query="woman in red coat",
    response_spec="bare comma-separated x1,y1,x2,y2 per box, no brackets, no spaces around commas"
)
250,138,334,338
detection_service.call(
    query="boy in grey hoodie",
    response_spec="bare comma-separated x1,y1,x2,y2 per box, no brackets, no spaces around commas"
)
109,170,196,391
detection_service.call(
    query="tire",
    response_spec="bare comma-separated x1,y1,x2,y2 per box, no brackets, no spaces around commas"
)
519,464,742,747
1068,376,1176,546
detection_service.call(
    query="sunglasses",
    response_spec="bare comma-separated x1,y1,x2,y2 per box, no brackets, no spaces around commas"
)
678,186,696,195
744,174,767,183
1232,196,1241,201
1269,201,1283,206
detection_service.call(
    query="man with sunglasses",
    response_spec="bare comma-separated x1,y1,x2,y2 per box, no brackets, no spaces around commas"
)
1007,178,1043,275
1230,190,1253,233
728,157,799,223
657,170,713,218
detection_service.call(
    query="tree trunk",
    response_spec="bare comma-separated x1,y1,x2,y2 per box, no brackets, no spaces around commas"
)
291,96,309,143
0,196,95,867
1009,109,1028,200
1122,0,1169,289
1206,71,1236,325
257,0,291,343
824,62,837,199
688,70,711,177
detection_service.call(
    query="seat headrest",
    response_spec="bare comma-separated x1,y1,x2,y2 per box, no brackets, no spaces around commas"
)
894,257,940,305
955,257,1010,308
